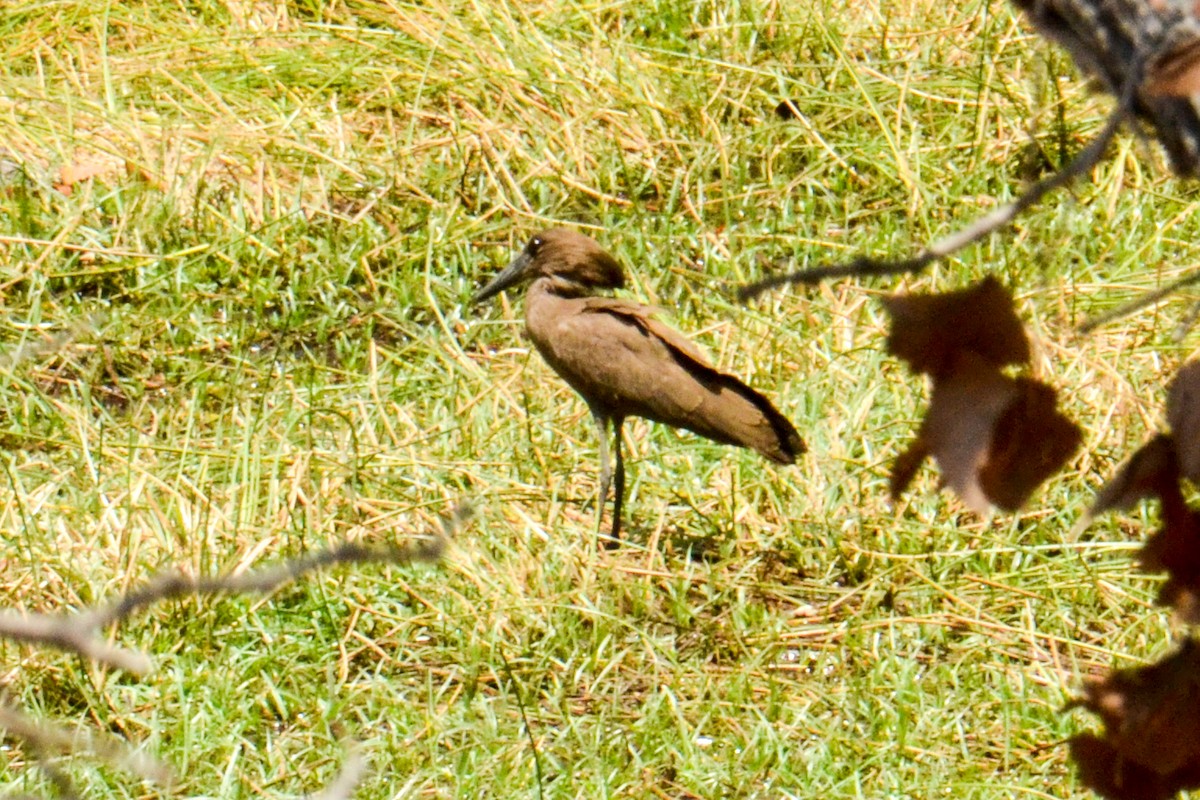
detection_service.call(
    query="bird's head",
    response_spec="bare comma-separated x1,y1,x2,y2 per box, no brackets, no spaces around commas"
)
472,228,626,304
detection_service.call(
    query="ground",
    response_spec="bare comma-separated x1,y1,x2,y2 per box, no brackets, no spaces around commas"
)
0,1,1197,797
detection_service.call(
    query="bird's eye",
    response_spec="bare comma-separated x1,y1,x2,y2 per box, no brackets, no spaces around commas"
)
528,236,543,253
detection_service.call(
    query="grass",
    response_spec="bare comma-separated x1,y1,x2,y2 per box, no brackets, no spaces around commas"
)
0,0,1198,797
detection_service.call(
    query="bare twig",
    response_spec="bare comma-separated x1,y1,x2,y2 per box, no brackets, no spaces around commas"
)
0,501,469,798
307,743,369,800
0,504,471,674
737,78,1137,301
0,234,199,261
1078,267,1200,332
1010,0,1200,177
0,613,152,675
90,524,455,629
36,759,79,800
0,703,172,786
0,313,107,373
1173,295,1200,340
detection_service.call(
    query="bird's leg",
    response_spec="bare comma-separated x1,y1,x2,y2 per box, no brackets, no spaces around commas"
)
591,410,613,536
608,417,626,548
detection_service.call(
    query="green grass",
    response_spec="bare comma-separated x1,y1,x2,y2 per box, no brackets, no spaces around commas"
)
0,0,1198,797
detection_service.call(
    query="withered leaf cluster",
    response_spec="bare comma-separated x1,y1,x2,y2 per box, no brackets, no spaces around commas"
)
1069,361,1200,799
884,277,1082,512
1069,639,1200,800
1089,361,1200,619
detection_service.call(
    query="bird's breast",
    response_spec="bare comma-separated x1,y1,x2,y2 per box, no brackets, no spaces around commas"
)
523,287,641,409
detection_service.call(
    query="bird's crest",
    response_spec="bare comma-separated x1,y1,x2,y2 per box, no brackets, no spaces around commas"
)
530,228,625,292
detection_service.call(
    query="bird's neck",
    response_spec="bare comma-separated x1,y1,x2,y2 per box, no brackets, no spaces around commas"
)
525,278,589,345
529,274,599,300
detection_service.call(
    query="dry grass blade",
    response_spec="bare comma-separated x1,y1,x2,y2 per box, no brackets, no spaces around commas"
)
0,0,1191,796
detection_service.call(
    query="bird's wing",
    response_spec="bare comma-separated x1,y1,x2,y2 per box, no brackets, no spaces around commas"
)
545,300,709,418
540,299,804,463
579,297,710,366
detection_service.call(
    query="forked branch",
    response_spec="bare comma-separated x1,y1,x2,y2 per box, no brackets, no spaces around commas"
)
0,504,471,675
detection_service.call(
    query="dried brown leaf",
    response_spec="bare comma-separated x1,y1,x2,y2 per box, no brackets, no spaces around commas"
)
1140,508,1200,577
882,276,1030,378
1141,501,1200,618
977,377,1082,510
1070,733,1200,800
918,353,1017,512
1069,641,1200,799
889,438,930,504
1166,361,1200,481
894,352,1078,512
54,160,114,195
1088,429,1200,618
1092,435,1181,516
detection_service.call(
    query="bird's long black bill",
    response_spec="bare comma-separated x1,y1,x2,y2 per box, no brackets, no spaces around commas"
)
471,252,533,305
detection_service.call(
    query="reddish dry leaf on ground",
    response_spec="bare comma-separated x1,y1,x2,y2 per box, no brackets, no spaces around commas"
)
884,280,1080,511
1069,640,1200,800
881,276,1030,378
54,160,116,195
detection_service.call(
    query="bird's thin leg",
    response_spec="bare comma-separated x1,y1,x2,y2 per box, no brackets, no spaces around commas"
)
609,416,626,547
591,410,612,533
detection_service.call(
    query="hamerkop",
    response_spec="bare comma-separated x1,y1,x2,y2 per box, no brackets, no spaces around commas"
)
472,228,804,543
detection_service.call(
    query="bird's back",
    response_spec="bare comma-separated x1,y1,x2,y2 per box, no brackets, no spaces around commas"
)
526,289,804,464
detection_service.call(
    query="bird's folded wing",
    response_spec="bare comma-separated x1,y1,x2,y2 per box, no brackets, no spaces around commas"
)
562,300,803,463
579,297,710,366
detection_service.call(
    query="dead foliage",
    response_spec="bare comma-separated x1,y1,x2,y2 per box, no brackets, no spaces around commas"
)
885,277,1082,512
1088,361,1200,619
1069,640,1200,800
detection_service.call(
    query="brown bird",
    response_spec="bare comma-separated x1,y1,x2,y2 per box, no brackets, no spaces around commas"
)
472,228,804,543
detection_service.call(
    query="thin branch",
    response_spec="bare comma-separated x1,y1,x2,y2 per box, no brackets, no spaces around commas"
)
1009,0,1200,177
0,234,209,262
0,703,172,787
737,77,1138,301
0,504,471,675
89,525,454,628
0,614,152,675
36,759,79,800
1078,268,1200,333
308,743,369,800
1174,295,1200,341
0,313,107,375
